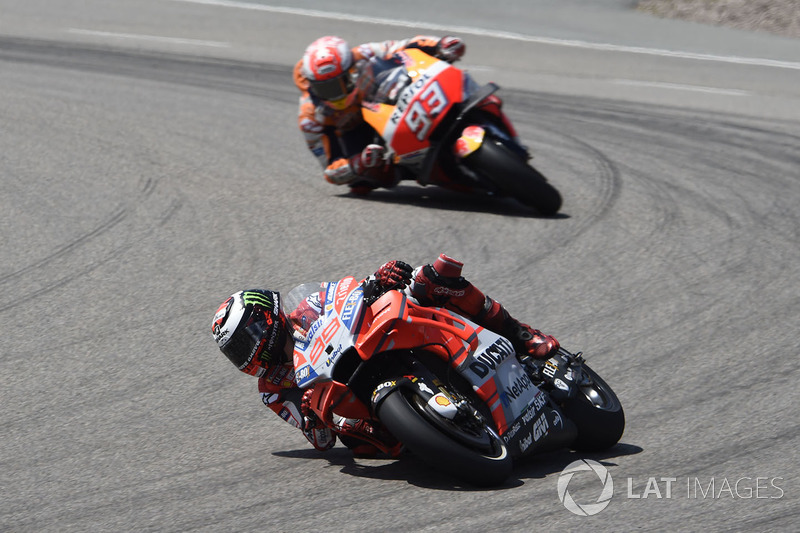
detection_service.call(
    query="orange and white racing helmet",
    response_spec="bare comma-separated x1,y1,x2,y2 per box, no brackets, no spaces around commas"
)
301,36,358,111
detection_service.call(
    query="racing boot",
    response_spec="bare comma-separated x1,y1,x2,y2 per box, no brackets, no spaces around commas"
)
410,254,559,359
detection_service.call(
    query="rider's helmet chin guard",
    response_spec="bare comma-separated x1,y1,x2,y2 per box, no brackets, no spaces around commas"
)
301,36,359,111
211,289,290,376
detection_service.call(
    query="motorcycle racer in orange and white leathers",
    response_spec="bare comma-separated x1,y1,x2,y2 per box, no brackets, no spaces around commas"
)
294,35,466,195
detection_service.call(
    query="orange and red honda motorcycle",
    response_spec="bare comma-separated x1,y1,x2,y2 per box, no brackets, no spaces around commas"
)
289,277,624,486
359,48,563,215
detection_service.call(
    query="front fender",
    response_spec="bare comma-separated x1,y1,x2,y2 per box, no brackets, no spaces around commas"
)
370,362,452,417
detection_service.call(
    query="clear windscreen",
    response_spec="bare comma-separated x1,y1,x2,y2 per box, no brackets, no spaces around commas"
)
360,55,411,106
283,282,324,314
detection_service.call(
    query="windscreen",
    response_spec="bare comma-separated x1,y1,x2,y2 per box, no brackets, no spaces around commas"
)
360,55,411,106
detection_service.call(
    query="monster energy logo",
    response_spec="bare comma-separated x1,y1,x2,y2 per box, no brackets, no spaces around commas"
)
243,291,274,310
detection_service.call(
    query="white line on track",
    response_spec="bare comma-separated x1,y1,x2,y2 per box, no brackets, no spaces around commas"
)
67,28,231,48
170,0,800,71
613,79,750,96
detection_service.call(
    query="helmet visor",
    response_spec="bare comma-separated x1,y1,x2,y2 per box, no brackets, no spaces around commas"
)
220,309,267,370
309,74,354,103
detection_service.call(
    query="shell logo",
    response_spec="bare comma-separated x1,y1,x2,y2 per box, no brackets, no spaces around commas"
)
434,394,452,407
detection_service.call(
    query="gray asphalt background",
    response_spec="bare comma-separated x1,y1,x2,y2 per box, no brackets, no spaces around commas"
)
2,0,799,531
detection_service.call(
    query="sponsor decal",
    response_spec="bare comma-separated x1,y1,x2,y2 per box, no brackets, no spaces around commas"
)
454,126,485,158
498,369,534,407
434,394,452,407
505,393,547,444
554,378,569,391
519,431,533,452
304,316,323,343
391,71,433,123
533,413,550,441
334,278,355,311
532,391,547,412
371,380,397,402
324,344,344,367
416,381,435,396
261,392,279,406
469,337,515,378
294,336,310,351
433,286,466,297
324,283,336,313
296,366,310,381
543,360,558,379
375,380,396,392
427,392,458,419
503,421,522,443
268,366,289,384
340,288,363,329
212,296,239,345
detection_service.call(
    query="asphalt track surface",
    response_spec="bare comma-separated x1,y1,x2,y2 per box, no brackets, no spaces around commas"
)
2,1,799,531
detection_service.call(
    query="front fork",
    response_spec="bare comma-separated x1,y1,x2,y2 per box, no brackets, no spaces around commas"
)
522,348,587,403
370,359,484,426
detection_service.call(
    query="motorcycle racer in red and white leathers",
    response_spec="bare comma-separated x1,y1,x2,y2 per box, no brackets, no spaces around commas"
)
294,35,466,195
210,254,559,456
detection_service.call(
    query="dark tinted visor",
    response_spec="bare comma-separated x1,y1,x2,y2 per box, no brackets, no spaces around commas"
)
220,311,267,369
309,75,354,102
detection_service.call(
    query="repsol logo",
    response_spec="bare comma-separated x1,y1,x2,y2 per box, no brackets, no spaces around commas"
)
469,337,515,378
499,371,533,407
390,72,432,124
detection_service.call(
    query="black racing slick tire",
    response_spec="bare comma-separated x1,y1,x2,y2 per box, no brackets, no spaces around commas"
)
377,388,512,487
561,364,625,451
466,140,562,215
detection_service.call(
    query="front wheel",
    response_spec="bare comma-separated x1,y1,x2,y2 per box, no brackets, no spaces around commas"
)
377,388,512,486
465,139,562,215
560,364,625,451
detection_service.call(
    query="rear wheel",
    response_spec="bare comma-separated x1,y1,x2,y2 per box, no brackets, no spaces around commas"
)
466,140,562,215
377,388,512,486
561,364,625,451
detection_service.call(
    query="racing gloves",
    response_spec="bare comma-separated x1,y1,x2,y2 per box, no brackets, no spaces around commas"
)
300,389,401,456
323,144,387,185
349,144,386,175
436,36,466,63
375,260,413,290
300,388,336,451
362,260,413,304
